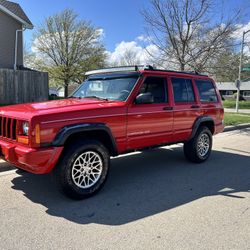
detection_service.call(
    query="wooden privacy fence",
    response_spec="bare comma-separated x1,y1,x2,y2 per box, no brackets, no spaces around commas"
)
0,69,49,105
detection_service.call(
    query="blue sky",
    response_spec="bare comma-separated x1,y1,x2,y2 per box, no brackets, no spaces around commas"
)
15,0,250,53
15,0,151,51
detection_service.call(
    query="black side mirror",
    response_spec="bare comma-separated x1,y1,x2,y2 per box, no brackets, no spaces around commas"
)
135,92,154,104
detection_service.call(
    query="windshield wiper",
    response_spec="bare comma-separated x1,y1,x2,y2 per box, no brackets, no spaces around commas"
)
84,96,109,101
68,96,82,99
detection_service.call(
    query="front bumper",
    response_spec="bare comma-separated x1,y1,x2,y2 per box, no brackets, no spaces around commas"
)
0,140,63,174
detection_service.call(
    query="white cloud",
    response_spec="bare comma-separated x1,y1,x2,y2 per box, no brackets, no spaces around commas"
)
232,22,250,41
107,38,160,66
232,22,250,55
136,35,152,43
96,28,105,40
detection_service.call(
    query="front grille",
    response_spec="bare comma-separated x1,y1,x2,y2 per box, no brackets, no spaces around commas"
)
0,116,17,140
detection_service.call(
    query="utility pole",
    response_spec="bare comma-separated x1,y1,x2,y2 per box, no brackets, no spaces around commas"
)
236,30,250,112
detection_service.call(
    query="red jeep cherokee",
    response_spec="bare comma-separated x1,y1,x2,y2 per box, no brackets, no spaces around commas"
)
0,66,224,199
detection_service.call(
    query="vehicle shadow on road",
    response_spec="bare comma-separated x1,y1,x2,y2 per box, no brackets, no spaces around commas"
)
11,146,250,225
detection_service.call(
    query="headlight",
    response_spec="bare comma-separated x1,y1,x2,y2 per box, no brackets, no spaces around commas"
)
23,122,29,136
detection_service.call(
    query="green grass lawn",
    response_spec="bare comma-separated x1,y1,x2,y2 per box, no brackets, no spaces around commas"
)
224,113,250,126
223,100,250,109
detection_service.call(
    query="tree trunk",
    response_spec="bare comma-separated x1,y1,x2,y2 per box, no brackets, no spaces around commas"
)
180,63,185,71
64,79,69,98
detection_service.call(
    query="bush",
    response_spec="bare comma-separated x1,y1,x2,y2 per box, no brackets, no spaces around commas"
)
223,100,250,109
232,92,245,101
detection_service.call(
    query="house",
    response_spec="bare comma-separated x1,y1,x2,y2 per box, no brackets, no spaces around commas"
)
216,81,250,101
49,87,59,97
57,84,80,97
0,0,33,69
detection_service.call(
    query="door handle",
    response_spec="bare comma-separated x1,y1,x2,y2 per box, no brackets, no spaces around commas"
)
163,107,173,110
191,105,200,109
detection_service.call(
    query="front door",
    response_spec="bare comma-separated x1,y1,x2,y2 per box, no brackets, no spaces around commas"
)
127,75,173,150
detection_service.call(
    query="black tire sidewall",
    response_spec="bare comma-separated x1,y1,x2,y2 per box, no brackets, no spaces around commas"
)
184,126,213,163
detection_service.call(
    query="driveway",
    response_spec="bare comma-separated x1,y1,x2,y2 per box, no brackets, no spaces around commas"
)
0,129,250,250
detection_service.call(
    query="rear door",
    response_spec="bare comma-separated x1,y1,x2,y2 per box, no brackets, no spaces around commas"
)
127,75,173,149
170,77,201,141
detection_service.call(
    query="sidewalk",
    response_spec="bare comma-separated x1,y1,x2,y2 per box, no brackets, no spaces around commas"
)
224,108,250,113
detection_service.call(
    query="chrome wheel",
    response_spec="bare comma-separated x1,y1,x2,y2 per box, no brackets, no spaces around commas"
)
71,151,103,189
197,133,210,157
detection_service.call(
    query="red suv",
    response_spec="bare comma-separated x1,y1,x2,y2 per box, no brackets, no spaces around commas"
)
0,66,224,199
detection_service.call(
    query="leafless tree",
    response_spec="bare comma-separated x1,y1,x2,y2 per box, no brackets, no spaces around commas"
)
142,0,241,72
121,49,141,65
110,48,142,66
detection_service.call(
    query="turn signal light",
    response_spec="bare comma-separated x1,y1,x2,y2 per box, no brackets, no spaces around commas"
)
17,136,29,145
35,124,41,144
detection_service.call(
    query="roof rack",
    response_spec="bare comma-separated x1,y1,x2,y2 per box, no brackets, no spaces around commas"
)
85,65,151,76
85,65,208,77
146,68,208,77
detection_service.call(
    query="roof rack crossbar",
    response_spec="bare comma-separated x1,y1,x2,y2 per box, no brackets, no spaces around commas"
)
85,65,208,77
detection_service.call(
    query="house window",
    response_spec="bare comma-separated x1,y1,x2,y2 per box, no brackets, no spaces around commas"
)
243,91,250,97
225,90,234,96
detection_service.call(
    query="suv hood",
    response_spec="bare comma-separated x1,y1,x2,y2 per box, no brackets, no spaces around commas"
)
0,98,125,119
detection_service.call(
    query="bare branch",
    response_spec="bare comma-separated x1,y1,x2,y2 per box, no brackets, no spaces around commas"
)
142,0,242,72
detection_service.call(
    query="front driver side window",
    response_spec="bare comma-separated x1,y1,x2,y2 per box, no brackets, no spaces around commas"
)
138,76,167,103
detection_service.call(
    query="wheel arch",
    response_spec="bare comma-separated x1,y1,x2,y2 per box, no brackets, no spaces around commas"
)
52,123,118,156
189,116,215,140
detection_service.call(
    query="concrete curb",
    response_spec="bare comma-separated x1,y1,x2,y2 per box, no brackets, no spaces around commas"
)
223,123,250,132
0,164,15,173
0,160,15,173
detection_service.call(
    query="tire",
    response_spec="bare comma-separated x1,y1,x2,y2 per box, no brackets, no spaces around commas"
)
54,140,110,200
184,126,212,163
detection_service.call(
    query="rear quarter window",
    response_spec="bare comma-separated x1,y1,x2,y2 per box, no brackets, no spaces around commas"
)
195,80,218,102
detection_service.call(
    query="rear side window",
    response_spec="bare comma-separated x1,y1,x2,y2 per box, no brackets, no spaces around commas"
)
195,80,218,102
171,78,195,103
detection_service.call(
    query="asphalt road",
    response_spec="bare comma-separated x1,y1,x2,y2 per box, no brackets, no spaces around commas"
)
0,129,250,250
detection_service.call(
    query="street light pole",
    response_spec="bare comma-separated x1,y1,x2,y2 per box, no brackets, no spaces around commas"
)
236,30,250,113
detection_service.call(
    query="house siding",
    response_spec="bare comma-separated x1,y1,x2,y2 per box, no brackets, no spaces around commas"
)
0,10,23,69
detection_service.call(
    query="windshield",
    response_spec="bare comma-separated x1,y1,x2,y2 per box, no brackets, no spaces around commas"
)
72,75,139,101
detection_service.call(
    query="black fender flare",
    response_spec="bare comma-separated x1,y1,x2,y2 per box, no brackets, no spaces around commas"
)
189,116,215,140
52,123,118,155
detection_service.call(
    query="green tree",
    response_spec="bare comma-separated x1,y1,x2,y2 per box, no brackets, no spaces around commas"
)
33,9,106,97
208,48,250,82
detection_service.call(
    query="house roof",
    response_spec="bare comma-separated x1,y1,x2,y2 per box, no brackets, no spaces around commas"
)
0,0,33,29
216,81,250,91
